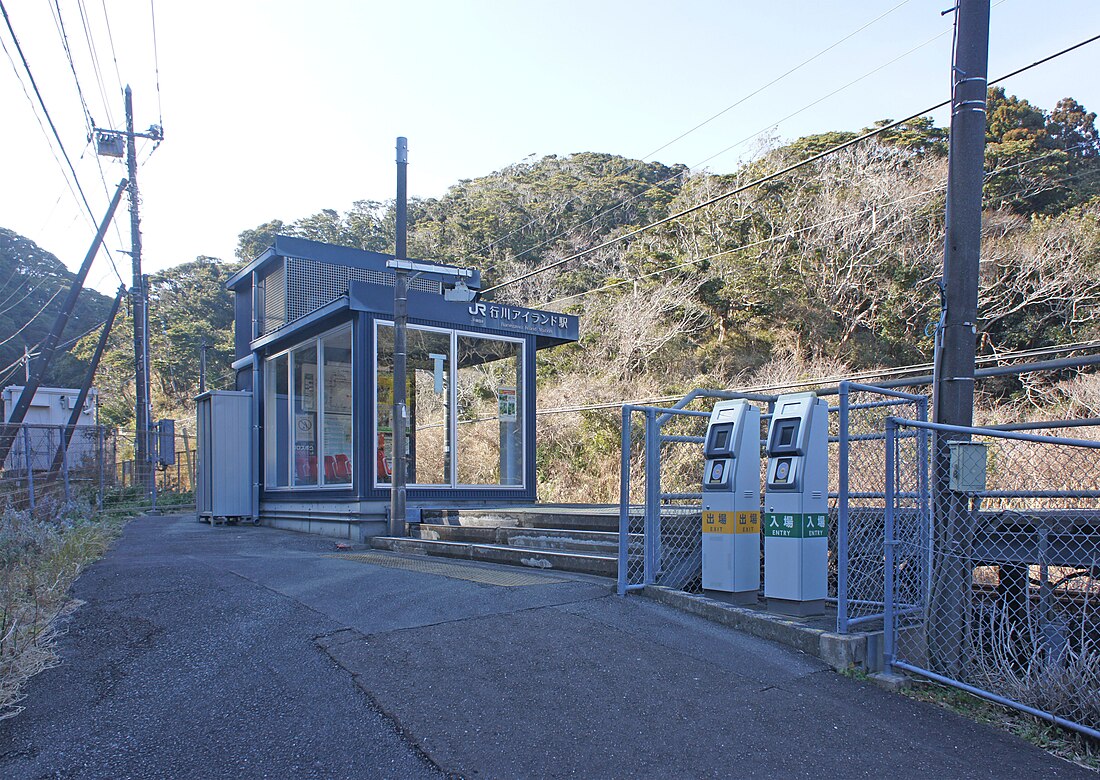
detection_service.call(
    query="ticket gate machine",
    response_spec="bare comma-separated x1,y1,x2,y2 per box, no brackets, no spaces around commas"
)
701,400,761,604
763,392,829,616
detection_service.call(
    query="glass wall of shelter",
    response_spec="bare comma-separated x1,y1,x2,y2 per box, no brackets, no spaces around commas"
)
229,234,579,507
261,320,527,493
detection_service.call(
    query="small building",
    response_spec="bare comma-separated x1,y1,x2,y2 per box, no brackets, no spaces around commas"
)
2,385,100,471
224,235,579,539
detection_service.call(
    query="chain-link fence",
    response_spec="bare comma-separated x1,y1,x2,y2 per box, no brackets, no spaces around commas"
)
113,428,198,504
885,418,1100,740
1,424,197,514
616,383,931,637
0,424,117,511
617,404,711,594
618,395,772,595
833,382,929,633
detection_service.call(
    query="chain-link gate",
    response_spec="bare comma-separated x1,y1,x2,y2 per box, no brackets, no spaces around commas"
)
884,418,1100,740
833,382,928,633
617,392,775,596
619,383,931,638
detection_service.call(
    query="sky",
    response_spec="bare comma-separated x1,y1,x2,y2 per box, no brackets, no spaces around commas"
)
2,0,1099,295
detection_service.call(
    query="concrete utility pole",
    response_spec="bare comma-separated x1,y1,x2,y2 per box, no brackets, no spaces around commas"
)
95,88,162,497
48,285,126,479
390,137,409,536
930,0,990,677
0,180,128,468
125,85,153,496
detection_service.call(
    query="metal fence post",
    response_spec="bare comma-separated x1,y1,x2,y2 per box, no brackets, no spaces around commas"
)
97,426,105,509
837,381,850,634
883,417,897,674
22,425,35,513
61,425,70,504
643,408,660,587
618,406,632,596
916,412,932,609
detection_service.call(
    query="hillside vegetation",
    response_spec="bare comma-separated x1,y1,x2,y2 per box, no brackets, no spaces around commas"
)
5,89,1100,467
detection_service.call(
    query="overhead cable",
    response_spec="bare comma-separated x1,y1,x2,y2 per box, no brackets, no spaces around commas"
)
0,0,128,288
475,0,917,274
481,32,1100,297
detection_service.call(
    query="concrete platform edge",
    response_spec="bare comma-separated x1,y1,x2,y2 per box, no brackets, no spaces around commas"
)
641,586,882,672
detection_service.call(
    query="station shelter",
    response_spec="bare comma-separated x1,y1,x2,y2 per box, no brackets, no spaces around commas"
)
224,235,579,539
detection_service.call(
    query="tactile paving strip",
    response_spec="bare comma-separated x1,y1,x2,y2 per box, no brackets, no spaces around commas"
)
330,552,563,587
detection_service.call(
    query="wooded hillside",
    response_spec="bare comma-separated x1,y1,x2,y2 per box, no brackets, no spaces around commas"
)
5,88,1099,438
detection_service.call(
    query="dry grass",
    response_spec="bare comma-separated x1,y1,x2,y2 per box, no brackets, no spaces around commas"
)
0,498,125,720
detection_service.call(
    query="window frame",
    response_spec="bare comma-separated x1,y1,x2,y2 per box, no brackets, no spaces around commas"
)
263,323,354,491
372,319,526,490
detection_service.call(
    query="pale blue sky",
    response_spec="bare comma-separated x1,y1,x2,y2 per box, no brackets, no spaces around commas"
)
2,0,1098,293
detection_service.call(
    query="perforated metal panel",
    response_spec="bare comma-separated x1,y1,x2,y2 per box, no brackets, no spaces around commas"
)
281,256,442,328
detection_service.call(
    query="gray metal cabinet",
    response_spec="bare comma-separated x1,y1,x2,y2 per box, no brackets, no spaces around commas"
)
196,391,253,521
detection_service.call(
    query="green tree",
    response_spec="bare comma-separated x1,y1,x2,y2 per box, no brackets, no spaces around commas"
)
0,228,113,391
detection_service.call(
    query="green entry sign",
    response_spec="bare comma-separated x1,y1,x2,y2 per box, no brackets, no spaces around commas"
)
763,513,829,539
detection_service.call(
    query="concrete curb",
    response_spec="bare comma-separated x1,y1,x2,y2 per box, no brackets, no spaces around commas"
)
641,586,883,672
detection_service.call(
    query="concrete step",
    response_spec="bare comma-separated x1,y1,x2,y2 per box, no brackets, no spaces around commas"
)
370,536,617,578
419,505,619,533
411,524,499,544
412,523,628,555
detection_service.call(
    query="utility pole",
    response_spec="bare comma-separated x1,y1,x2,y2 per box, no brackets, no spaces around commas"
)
0,180,128,467
929,0,990,677
95,86,162,499
389,137,409,537
127,86,151,496
48,285,125,479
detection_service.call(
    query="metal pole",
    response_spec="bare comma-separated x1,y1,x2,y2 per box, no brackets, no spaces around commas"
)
837,382,850,634
643,408,659,586
97,425,104,509
22,425,35,513
930,0,990,678
389,137,409,536
61,426,70,503
617,405,632,596
199,338,207,394
883,418,897,674
0,179,127,467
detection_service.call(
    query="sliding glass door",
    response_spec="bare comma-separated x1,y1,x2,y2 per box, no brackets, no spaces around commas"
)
375,322,523,489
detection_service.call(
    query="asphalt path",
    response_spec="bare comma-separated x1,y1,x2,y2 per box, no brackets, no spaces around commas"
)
0,514,1093,779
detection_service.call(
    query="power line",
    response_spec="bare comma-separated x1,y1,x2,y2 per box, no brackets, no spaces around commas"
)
480,26,949,287
481,32,1100,298
0,0,128,288
543,146,1095,308
51,6,128,256
535,341,1100,417
75,0,115,128
50,0,94,132
149,0,163,127
475,1,916,274
98,0,123,97
0,21,86,230
642,0,915,166
0,288,65,349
